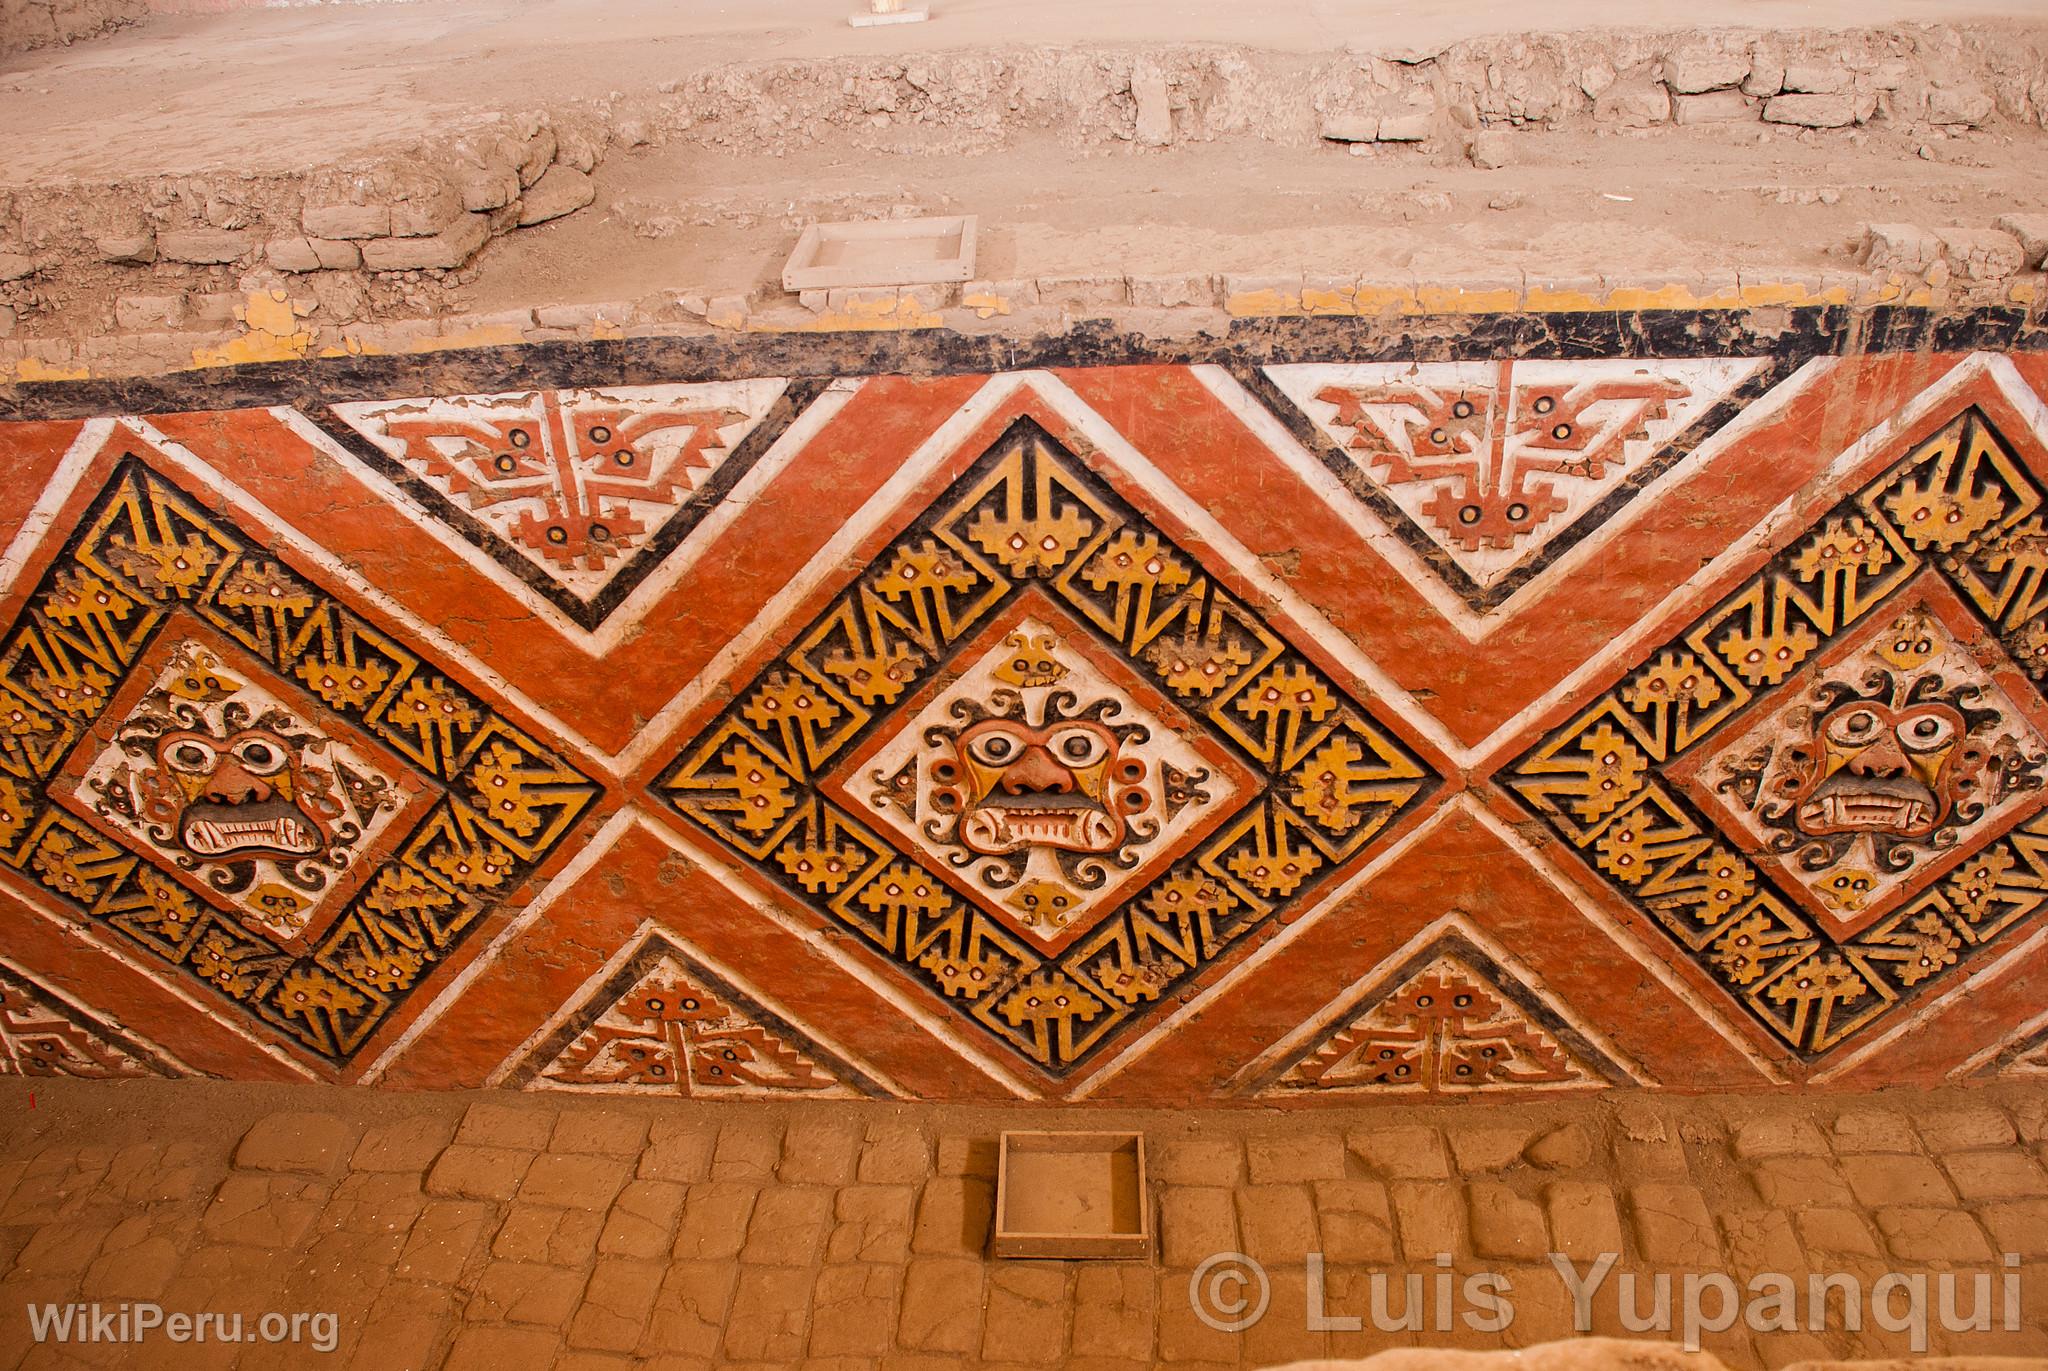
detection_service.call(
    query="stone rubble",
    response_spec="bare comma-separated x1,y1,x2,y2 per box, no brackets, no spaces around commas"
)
0,22,2044,342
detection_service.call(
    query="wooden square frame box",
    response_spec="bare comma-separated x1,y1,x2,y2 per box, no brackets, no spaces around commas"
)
781,214,978,291
993,1131,1149,1259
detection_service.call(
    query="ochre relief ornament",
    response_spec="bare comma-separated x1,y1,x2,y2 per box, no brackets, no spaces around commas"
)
1510,409,2048,1057
991,629,1067,688
80,641,404,942
1708,610,2046,916
658,420,1434,1075
0,458,598,1064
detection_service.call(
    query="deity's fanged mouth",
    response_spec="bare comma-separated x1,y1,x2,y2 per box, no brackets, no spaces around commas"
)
1796,775,1937,836
961,798,1118,852
179,799,324,857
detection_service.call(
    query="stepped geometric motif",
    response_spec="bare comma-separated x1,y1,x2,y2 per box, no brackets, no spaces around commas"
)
0,457,599,1064
1249,940,1615,1096
657,418,1437,1077
0,962,172,1078
1263,358,1770,606
1509,409,2048,1056
519,931,874,1098
325,380,796,622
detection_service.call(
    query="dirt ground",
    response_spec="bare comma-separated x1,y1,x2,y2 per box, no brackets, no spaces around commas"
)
4,0,2040,174
1,0,2046,350
463,120,2039,318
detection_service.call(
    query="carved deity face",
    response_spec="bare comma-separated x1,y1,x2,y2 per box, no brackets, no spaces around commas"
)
1781,695,1983,841
144,724,330,860
933,716,1147,856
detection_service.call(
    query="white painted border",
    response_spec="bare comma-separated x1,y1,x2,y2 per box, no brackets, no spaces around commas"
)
0,418,115,600
1813,919,2048,1085
0,950,198,1078
1950,1000,2048,1080
1,886,314,1079
356,806,637,1084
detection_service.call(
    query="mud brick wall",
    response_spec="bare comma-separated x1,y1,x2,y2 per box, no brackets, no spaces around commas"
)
2,306,2047,1103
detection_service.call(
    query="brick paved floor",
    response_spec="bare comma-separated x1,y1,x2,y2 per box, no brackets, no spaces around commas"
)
1,1079,2045,1370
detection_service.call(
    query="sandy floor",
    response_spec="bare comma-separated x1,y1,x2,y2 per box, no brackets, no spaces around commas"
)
462,120,2040,315
2,0,2044,350
1,0,2042,177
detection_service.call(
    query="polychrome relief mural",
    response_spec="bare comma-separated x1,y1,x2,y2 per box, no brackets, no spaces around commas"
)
655,420,1436,1076
0,311,2044,1099
0,457,597,1068
67,637,425,943
1509,408,2048,1057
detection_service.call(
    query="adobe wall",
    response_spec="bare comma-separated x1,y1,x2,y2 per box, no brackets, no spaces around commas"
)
2,9,2048,1104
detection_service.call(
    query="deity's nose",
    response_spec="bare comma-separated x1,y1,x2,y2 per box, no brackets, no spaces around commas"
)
200,760,272,805
998,747,1074,795
1847,734,1907,779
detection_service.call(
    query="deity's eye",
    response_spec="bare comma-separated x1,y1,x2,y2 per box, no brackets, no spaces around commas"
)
164,739,217,773
232,736,290,775
1826,708,1883,746
1049,726,1108,768
967,729,1025,767
1898,712,1956,752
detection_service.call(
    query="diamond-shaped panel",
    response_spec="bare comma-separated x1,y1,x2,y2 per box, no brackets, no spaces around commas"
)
823,606,1252,954
54,633,437,947
1508,408,2048,1058
0,457,601,1066
656,417,1438,1077
1672,594,2048,936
